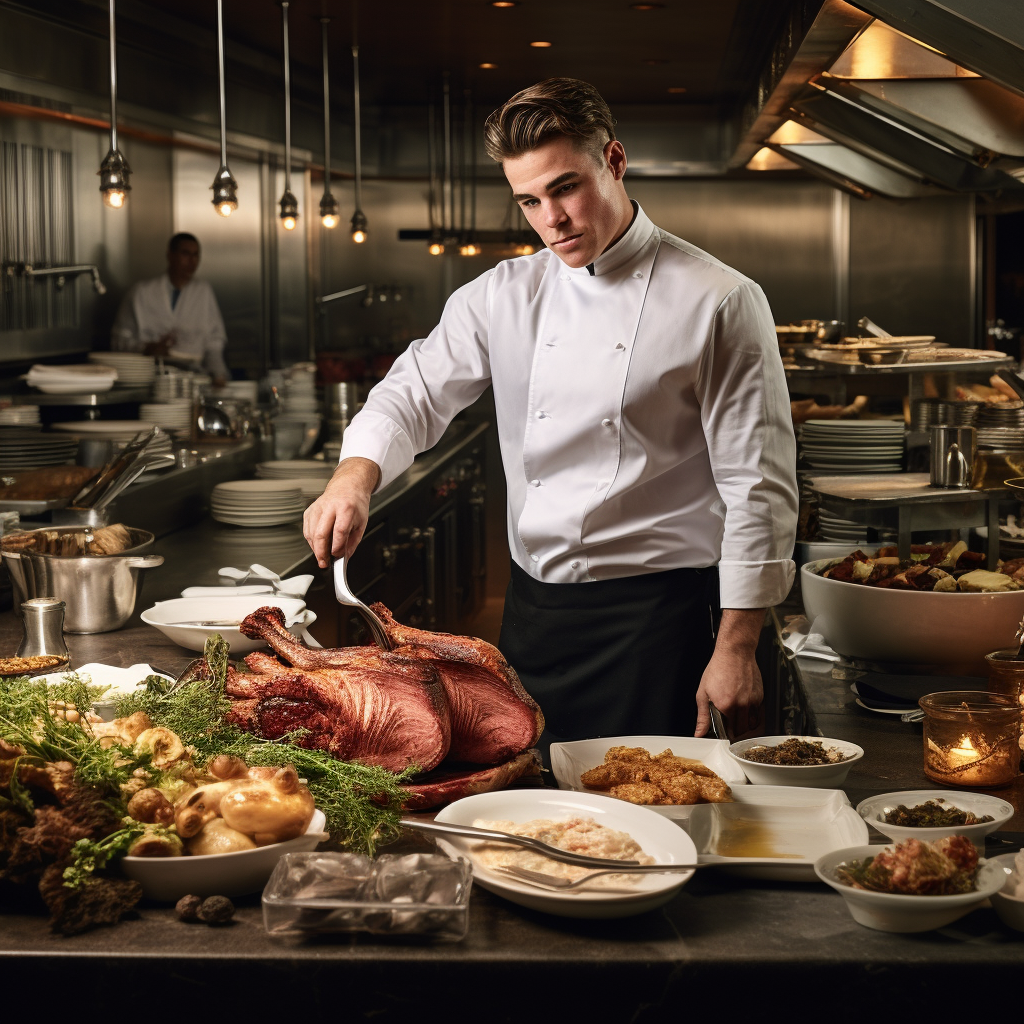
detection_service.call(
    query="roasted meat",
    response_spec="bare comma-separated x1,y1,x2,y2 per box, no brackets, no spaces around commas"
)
232,605,544,808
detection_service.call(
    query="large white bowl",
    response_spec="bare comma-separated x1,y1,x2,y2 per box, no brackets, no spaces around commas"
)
434,789,698,919
988,852,1024,932
815,843,1005,932
801,557,1024,666
856,790,1014,854
121,810,327,902
141,595,314,654
728,735,864,788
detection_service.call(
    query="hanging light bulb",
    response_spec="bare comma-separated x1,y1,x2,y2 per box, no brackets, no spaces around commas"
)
350,40,368,243
319,18,338,229
98,0,131,208
210,0,238,216
278,2,299,231
428,242,444,256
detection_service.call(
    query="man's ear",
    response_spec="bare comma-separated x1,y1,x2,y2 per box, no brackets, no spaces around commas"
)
605,140,627,181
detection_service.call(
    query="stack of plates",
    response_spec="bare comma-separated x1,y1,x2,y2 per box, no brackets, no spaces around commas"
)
256,460,333,481
88,351,156,385
221,380,258,402
140,401,193,431
799,420,905,473
51,420,176,458
152,369,196,402
817,510,895,545
976,404,1024,449
911,399,981,432
211,479,306,527
25,363,117,394
281,366,318,415
0,406,40,426
0,429,79,470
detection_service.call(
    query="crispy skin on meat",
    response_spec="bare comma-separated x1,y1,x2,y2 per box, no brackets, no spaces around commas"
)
658,774,703,804
399,750,542,810
604,746,653,764
610,781,665,805
697,776,733,803
579,761,639,789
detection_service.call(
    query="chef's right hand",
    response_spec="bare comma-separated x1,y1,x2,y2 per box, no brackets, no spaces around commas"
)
303,457,381,568
142,333,174,357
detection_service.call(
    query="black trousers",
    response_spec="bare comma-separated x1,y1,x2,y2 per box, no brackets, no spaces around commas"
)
498,561,719,759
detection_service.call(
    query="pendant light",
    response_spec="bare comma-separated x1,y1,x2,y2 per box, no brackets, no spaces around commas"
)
210,0,238,217
319,18,340,229
98,0,130,208
278,2,298,230
349,40,367,243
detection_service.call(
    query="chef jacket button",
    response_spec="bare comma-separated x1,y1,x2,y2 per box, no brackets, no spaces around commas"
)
561,274,570,282
601,418,613,427
571,560,580,569
633,271,644,279
531,554,539,563
615,342,625,350
536,411,546,419
530,478,541,487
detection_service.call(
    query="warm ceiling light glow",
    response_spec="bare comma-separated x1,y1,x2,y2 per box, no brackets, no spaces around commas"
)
767,120,828,146
479,62,498,69
530,41,552,48
514,243,534,256
282,216,296,230
667,86,686,93
429,243,444,255
321,213,339,229
491,1,518,6
828,19,977,80
746,147,800,172
216,200,237,218
630,3,665,9
352,229,367,244
459,243,481,256
103,189,126,209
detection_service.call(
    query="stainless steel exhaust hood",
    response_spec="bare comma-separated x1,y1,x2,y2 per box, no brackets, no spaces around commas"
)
736,0,1024,199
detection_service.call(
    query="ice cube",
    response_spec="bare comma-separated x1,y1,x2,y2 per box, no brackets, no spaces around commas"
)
285,852,374,900
373,852,465,906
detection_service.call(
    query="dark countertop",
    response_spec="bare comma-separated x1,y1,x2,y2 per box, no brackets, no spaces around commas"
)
2,544,1023,1017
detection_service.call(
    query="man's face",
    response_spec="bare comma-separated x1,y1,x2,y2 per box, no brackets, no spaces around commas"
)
167,240,201,283
504,136,629,268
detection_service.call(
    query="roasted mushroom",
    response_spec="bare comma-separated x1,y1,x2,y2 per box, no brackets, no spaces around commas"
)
218,765,316,845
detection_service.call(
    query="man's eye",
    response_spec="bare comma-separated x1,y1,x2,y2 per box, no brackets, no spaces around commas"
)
559,183,575,194
519,198,538,208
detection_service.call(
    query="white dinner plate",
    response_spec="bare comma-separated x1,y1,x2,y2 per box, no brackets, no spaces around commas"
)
434,789,698,918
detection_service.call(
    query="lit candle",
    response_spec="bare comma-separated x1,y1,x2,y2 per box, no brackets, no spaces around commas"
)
947,734,980,768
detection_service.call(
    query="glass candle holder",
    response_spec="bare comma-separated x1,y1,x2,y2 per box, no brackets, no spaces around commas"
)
986,649,1024,758
919,690,1021,788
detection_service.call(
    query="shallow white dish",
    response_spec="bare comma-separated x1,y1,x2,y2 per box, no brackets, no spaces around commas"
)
549,735,747,822
802,557,1024,666
814,843,1005,932
121,810,327,901
855,790,1014,854
686,786,868,881
988,852,1024,932
141,595,313,654
434,789,697,918
35,662,173,696
728,735,864,788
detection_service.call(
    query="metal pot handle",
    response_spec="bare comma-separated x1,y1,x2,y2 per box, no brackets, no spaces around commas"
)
125,555,164,570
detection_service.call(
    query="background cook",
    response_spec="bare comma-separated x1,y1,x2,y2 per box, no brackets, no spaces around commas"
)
305,78,799,747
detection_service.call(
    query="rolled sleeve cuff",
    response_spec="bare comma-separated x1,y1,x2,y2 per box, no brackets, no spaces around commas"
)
718,558,796,609
337,412,416,490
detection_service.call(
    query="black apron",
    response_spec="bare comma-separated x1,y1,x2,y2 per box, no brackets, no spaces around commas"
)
498,561,719,759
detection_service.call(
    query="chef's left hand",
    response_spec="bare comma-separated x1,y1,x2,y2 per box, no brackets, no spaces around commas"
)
694,608,766,740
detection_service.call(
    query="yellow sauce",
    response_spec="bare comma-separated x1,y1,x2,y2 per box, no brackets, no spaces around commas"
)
711,817,803,859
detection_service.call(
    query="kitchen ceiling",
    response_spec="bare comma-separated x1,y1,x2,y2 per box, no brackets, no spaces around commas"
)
92,0,795,113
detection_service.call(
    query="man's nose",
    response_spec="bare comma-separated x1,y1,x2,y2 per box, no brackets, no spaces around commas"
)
544,202,567,228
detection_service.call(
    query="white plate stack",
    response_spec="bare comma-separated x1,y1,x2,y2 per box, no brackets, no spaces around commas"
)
140,400,193,431
799,419,905,474
0,429,79,470
281,366,319,416
256,460,333,481
0,405,40,426
88,351,156,385
25,363,117,394
816,510,894,545
211,479,306,527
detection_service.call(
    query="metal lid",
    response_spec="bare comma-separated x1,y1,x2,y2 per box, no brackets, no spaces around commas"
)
21,597,66,611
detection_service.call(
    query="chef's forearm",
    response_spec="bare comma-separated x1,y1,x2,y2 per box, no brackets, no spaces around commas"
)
714,607,766,655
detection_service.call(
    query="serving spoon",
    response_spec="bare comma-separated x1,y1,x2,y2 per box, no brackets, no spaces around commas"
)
333,555,394,651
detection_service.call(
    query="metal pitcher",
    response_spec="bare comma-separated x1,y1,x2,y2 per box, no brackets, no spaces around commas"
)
930,425,976,489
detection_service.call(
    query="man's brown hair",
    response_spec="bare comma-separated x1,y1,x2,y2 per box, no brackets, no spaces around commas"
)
483,78,617,163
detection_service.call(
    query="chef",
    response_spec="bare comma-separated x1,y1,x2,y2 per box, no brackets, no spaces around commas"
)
305,78,798,745
111,232,230,386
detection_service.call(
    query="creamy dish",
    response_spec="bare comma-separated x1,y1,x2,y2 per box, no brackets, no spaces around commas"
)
473,816,654,886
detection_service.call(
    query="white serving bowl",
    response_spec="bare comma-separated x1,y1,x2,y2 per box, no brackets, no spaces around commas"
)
121,810,327,902
434,789,698,919
801,557,1024,667
814,843,1005,932
141,595,314,654
728,736,864,788
856,790,1014,854
988,852,1024,932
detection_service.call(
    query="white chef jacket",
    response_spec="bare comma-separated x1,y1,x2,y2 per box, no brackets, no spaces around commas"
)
111,274,230,381
340,204,799,609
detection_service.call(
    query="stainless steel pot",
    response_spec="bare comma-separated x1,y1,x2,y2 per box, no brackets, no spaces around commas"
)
1,526,164,634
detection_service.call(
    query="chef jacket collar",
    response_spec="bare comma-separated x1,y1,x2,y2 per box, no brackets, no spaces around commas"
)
579,201,653,278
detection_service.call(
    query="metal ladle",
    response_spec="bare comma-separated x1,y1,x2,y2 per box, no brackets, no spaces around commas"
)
333,556,394,651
